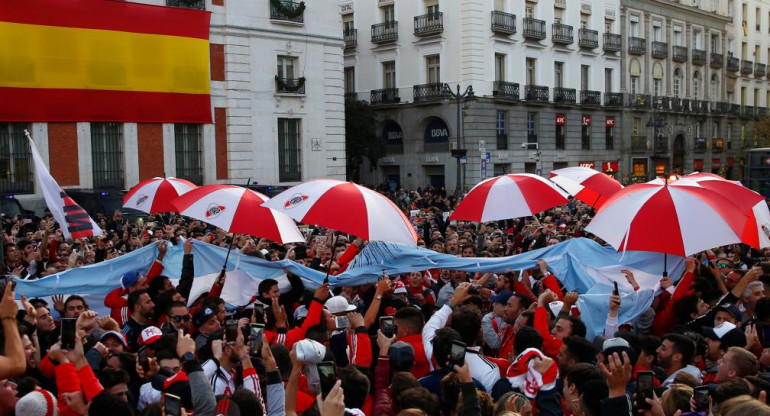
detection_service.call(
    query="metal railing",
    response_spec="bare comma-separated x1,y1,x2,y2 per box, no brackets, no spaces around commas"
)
710,52,724,68
628,37,646,55
522,18,546,40
413,83,447,103
651,41,668,59
552,23,573,44
653,96,670,110
344,29,357,48
759,107,768,117
604,92,623,106
742,60,754,75
553,87,576,104
673,45,688,62
492,81,520,101
491,11,516,35
174,124,204,185
628,94,651,109
692,49,706,65
727,57,740,72
91,122,125,189
0,122,33,194
524,85,549,103
414,12,443,36
729,103,741,116
603,33,621,52
671,98,683,112
371,21,398,43
167,0,205,10
631,136,648,151
694,137,708,152
370,88,400,105
275,77,305,94
578,28,598,48
756,62,766,77
269,0,304,23
580,90,601,105
743,105,755,117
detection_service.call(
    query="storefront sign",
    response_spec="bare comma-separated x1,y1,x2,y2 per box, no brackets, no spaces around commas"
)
694,159,704,171
712,158,722,169
424,118,450,143
606,117,615,127
582,115,592,126
579,161,595,169
556,114,566,125
381,121,404,145
602,161,619,172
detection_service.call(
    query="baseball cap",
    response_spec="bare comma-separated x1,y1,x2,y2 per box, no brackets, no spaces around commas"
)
602,337,637,364
702,322,747,349
393,281,408,294
193,307,218,328
100,330,128,347
139,326,163,347
490,290,513,305
121,270,141,289
324,296,357,314
389,341,415,370
713,304,742,321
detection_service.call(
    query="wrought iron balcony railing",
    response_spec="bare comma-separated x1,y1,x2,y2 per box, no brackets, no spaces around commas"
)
673,46,687,62
604,92,623,106
344,29,357,48
491,11,516,35
522,18,546,40
578,28,598,49
553,87,576,104
603,33,621,52
552,23,574,44
710,52,724,68
628,37,646,55
524,84,549,103
492,81,520,101
370,88,400,105
414,12,443,36
371,21,398,43
651,41,668,59
580,90,601,105
413,83,447,103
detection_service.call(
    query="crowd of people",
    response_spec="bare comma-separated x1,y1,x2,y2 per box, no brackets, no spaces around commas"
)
2,183,770,416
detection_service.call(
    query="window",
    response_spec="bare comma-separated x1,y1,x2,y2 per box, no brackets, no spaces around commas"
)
91,122,124,189
426,2,439,16
426,55,440,83
174,124,203,185
382,5,395,23
711,73,719,100
605,68,613,92
525,4,534,18
343,17,354,36
605,19,612,32
652,20,662,42
495,54,505,81
653,79,661,97
526,58,536,85
277,118,301,182
383,61,396,89
673,25,682,46
344,67,355,95
606,119,614,150
581,116,591,150
496,111,508,149
581,65,589,90
741,87,747,105
555,115,565,150
630,16,639,37
554,9,563,24
712,121,719,138
727,123,732,148
633,117,641,136
693,71,701,99
711,34,720,53
693,28,702,50
755,88,760,107
0,122,32,194
527,112,538,141
580,18,588,29
673,68,682,98
554,62,564,88
277,56,296,79
757,7,761,31
494,0,504,11
742,42,748,60
631,76,639,94
712,0,719,12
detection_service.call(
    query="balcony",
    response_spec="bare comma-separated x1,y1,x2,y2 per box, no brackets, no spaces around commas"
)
692,99,708,114
654,136,669,153
491,11,516,35
524,85,549,103
492,81,520,101
742,60,754,75
671,98,682,112
269,0,304,23
344,29,357,49
743,105,755,118
603,33,622,52
689,49,705,66
729,103,741,116
167,0,205,9
652,96,670,110
553,87,576,104
682,98,691,112
711,101,729,114
631,136,648,152
759,107,768,118
414,12,443,36
552,23,574,45
371,21,398,43
370,88,400,105
413,83,446,103
694,137,708,152
673,46,688,62
578,29,598,49
522,18,546,40
628,94,651,109
710,52,724,68
604,92,624,107
580,90,601,106
727,57,740,72
651,41,668,59
275,77,305,94
628,37,647,55
712,138,724,152
756,62,767,77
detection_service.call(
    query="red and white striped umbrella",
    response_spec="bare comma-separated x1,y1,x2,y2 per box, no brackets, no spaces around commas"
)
677,174,770,248
123,177,198,214
171,185,304,243
261,179,418,246
449,173,569,222
585,181,750,256
549,166,623,209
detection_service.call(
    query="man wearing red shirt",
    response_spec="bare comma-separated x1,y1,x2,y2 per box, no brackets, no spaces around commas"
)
394,307,431,378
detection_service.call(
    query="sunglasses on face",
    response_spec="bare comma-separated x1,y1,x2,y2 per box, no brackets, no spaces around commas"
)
172,314,192,323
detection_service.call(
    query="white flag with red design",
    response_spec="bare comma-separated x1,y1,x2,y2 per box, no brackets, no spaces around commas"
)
27,132,102,239
505,348,559,398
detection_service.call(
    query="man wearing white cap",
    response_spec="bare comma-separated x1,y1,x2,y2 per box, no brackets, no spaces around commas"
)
325,296,371,367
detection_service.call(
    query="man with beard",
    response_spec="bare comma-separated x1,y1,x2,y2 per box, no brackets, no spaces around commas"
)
32,300,57,354
122,290,155,351
657,333,701,386
497,293,533,360
436,270,468,308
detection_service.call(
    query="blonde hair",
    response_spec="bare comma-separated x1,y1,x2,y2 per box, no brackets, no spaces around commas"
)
720,395,756,415
662,384,693,416
723,397,770,416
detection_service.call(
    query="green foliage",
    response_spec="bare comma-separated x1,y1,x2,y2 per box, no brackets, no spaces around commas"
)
345,99,384,180
752,117,770,148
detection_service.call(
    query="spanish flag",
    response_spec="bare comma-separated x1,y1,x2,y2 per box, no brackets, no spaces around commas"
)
0,0,212,123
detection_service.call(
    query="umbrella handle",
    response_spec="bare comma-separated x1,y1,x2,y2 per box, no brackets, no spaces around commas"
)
222,234,236,272
662,253,668,277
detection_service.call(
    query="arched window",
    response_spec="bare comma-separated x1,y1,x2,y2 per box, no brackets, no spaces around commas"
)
711,73,720,100
693,71,701,99
673,67,682,98
652,62,663,97
630,59,642,95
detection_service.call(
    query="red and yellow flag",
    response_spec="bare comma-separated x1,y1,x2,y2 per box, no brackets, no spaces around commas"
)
0,0,212,123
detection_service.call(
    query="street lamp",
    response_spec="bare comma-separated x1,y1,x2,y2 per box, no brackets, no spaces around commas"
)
646,116,667,180
445,83,476,199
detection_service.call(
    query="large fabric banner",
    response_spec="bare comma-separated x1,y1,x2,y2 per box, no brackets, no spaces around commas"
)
14,238,684,339
0,0,211,123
